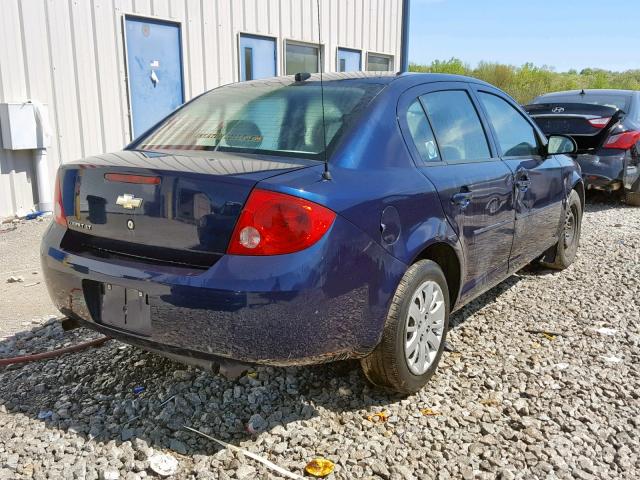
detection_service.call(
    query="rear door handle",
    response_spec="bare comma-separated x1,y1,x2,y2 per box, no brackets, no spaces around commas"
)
451,191,472,209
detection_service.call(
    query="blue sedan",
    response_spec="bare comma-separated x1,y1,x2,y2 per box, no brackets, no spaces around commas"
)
42,72,583,394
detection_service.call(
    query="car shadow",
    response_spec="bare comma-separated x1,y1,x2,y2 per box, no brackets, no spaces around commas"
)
0,264,532,462
448,274,523,331
0,321,403,459
584,189,629,212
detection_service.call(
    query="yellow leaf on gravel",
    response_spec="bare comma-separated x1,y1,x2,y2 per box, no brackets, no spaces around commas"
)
305,457,335,477
480,397,501,407
543,333,556,341
246,371,258,379
531,342,541,349
420,408,440,416
365,411,389,422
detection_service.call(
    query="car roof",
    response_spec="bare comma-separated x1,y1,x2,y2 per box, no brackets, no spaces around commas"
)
235,71,497,89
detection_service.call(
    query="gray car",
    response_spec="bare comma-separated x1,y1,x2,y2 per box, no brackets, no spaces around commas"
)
525,89,640,206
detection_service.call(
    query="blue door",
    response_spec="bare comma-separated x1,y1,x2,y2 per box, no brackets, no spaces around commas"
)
337,48,361,72
239,34,277,81
473,87,564,271
399,84,516,302
125,17,184,139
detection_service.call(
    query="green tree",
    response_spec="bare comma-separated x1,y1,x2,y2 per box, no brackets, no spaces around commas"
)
409,59,640,104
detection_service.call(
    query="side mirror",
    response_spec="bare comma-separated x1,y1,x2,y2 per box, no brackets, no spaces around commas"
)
546,134,577,155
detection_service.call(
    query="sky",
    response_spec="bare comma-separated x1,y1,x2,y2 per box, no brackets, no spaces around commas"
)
408,0,640,72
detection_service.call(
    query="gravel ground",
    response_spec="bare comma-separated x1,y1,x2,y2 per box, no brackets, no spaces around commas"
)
0,192,638,479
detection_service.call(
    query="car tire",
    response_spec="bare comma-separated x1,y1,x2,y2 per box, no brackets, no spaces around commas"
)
361,260,450,395
624,189,640,206
542,189,582,270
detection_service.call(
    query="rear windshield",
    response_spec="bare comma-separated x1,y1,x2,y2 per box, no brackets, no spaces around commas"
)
534,93,631,111
134,79,385,160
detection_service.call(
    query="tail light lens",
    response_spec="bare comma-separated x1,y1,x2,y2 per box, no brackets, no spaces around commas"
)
227,189,336,255
588,117,611,128
603,130,640,150
53,171,67,227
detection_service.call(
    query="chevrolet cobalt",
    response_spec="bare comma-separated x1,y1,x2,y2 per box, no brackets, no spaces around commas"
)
42,73,583,394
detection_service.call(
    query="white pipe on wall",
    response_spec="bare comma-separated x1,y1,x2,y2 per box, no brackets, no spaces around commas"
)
31,101,53,213
34,148,52,212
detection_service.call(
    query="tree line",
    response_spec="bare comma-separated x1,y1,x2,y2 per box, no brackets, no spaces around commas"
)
409,58,640,104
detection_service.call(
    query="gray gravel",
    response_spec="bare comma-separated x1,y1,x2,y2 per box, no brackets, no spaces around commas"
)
0,192,638,479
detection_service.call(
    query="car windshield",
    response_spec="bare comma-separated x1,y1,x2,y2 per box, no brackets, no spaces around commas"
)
134,78,385,160
535,93,631,111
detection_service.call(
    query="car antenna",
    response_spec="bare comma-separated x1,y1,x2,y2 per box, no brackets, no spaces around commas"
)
316,0,331,181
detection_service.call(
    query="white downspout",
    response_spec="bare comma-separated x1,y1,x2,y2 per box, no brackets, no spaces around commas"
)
31,101,53,212
34,148,52,212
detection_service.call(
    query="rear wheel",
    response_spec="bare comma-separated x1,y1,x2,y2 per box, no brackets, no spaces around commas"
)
361,260,449,394
624,189,640,206
542,189,582,270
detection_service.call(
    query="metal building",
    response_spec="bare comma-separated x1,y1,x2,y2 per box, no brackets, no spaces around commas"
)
0,0,406,220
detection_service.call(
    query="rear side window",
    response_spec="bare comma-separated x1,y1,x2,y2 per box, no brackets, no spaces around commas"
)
406,100,440,163
420,90,491,163
478,92,540,157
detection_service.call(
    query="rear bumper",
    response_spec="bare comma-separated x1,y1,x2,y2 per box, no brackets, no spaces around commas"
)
41,217,406,366
575,153,625,189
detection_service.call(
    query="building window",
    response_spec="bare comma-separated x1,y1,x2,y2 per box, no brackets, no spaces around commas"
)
285,41,320,75
239,34,276,81
367,53,393,72
337,48,361,72
243,47,253,80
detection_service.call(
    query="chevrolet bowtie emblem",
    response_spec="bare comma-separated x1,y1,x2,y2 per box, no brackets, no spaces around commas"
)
116,194,143,210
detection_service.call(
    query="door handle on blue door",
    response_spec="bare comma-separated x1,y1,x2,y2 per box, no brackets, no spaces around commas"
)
451,191,472,209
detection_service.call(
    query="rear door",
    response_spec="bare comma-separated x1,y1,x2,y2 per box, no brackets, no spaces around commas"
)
474,87,565,269
399,83,515,301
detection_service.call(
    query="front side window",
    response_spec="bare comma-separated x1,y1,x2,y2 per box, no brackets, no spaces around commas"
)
367,54,393,72
479,92,540,157
286,42,320,75
420,90,491,163
406,100,440,163
135,80,385,160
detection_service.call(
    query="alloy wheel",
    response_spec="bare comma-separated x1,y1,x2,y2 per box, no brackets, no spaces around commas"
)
564,205,578,249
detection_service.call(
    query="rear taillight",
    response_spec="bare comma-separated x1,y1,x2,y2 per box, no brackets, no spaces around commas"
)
588,117,611,129
227,189,336,255
53,171,67,227
603,130,640,150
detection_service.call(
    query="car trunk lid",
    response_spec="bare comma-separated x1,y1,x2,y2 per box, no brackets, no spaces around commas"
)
524,103,622,152
58,150,312,268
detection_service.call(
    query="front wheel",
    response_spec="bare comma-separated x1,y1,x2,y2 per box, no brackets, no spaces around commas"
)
361,260,450,394
542,189,582,270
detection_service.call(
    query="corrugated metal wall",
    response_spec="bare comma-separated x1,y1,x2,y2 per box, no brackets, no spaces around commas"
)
0,0,403,219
